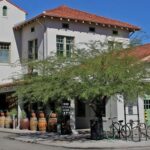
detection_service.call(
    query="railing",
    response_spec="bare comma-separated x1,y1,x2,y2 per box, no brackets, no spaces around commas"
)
104,119,150,142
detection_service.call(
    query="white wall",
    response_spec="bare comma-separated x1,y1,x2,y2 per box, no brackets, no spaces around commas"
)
46,19,130,56
75,95,145,130
0,0,26,83
125,97,144,124
20,18,130,61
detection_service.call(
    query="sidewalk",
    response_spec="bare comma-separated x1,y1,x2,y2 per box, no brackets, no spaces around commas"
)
1,128,150,149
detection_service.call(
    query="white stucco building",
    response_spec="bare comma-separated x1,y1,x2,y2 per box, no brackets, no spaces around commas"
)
0,0,26,84
0,0,26,112
0,1,146,130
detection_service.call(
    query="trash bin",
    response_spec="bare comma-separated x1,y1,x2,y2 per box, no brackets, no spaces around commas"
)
90,119,102,140
61,115,72,135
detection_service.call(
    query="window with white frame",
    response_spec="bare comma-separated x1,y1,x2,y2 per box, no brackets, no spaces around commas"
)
0,42,10,63
108,41,123,50
28,39,38,60
128,105,133,115
56,36,74,57
3,6,7,16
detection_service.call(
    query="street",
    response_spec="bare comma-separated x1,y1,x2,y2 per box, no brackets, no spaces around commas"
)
0,132,76,150
0,132,150,150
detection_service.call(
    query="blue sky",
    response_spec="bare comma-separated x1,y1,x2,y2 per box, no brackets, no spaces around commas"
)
12,0,150,43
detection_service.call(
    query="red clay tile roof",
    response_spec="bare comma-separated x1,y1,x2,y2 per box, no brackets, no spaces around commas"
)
45,5,140,31
14,5,140,31
128,44,150,62
0,0,27,14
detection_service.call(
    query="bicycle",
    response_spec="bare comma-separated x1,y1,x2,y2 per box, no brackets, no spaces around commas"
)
109,117,131,139
128,120,150,142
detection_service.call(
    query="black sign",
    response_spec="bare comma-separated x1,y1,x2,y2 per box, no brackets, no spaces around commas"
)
61,101,70,115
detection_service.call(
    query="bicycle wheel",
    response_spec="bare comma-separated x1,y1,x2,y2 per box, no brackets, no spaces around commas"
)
132,126,140,142
146,125,150,139
121,124,131,138
139,123,147,140
109,122,119,139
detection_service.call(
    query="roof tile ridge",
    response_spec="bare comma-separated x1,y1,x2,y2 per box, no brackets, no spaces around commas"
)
45,5,140,29
70,7,139,28
45,5,68,13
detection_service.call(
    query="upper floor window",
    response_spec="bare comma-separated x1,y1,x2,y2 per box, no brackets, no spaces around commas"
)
62,23,69,29
0,42,10,63
89,27,95,32
112,30,119,35
56,35,74,57
3,6,7,16
28,39,38,60
31,27,35,32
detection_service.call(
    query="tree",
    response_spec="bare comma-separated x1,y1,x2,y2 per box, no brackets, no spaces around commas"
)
15,42,150,138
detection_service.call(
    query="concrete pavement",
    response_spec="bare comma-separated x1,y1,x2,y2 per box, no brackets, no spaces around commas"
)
1,128,150,149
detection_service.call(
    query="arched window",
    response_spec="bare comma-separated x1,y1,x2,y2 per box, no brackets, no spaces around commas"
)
3,6,7,16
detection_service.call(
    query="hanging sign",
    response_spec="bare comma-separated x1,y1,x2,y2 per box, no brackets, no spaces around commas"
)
61,101,70,115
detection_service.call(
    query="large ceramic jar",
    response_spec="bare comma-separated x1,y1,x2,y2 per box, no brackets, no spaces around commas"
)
38,112,47,132
48,113,57,132
30,112,37,131
0,112,5,128
4,111,12,128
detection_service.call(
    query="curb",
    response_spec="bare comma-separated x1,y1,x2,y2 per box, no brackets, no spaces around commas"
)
9,136,150,150
2,129,150,149
0,128,37,134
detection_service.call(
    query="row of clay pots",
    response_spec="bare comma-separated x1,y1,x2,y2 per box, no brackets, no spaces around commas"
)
20,112,57,132
29,112,57,132
0,112,12,128
0,111,57,132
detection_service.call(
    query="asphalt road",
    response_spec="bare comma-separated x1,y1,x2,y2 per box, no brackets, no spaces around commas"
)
0,132,75,150
1,132,150,150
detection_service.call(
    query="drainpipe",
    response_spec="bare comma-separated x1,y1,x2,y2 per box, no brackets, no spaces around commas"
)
137,95,141,142
36,16,47,60
129,31,135,38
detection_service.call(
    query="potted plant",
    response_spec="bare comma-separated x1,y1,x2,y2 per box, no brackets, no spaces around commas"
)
9,108,17,128
20,110,29,130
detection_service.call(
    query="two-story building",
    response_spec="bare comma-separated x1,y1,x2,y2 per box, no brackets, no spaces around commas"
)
0,0,147,130
13,5,145,129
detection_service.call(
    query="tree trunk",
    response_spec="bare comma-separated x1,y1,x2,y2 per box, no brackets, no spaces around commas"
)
90,96,107,140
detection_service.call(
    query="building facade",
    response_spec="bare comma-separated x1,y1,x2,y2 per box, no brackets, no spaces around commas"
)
0,0,26,111
0,1,147,130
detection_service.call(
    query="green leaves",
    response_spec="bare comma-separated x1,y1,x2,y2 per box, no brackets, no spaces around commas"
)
15,41,150,104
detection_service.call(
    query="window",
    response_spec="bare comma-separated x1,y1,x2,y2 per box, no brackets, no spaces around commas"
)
144,100,150,109
28,39,38,60
89,27,95,32
76,100,86,117
31,27,35,32
0,42,10,63
62,23,69,29
108,41,123,50
128,105,133,115
3,6,7,16
112,30,118,35
56,36,74,57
